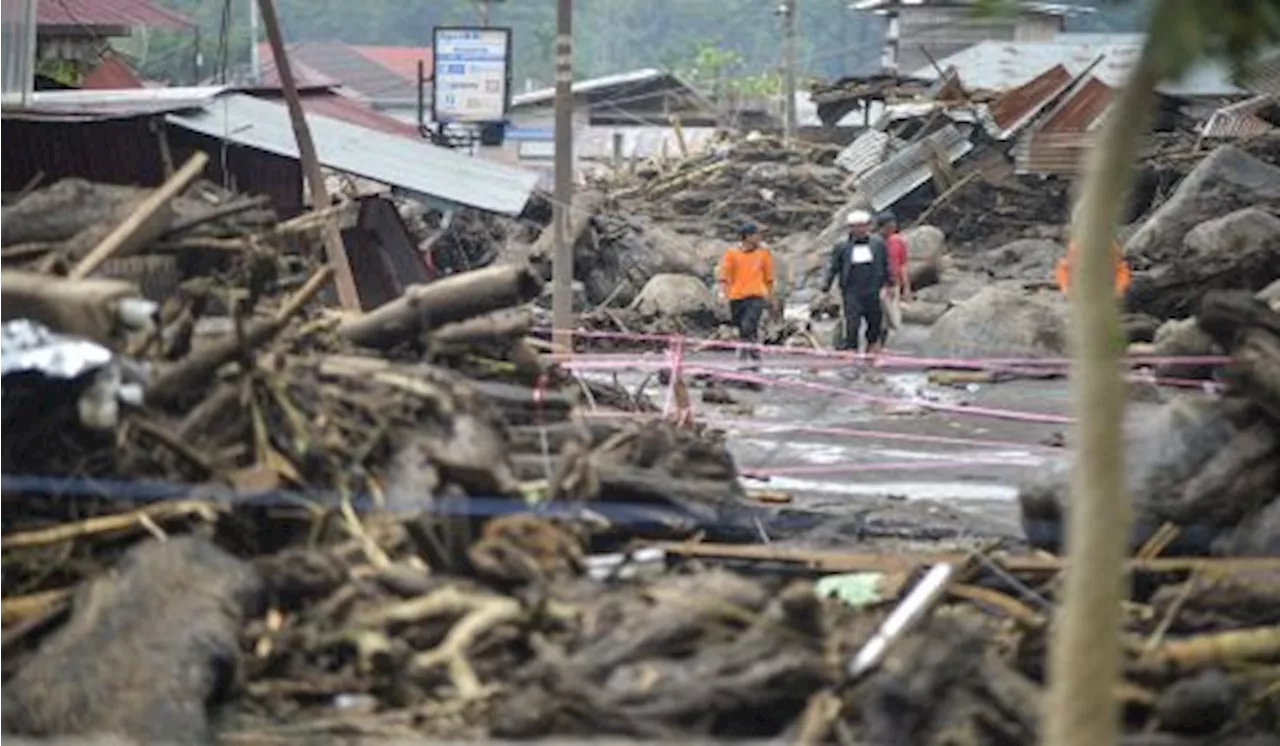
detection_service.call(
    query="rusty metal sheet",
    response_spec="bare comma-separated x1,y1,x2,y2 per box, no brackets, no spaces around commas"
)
1039,77,1112,132
1015,131,1096,175
988,64,1073,135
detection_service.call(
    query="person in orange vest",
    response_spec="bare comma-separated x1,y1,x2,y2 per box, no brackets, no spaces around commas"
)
1055,239,1132,298
718,222,775,362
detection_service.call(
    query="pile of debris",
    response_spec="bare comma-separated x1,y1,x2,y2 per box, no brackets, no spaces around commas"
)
3,160,1279,745
595,134,853,240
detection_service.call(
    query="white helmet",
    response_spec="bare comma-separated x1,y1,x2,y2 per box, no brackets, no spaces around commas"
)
846,209,872,226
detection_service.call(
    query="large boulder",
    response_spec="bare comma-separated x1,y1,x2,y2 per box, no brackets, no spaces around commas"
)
1132,207,1280,318
927,284,1068,358
1126,146,1280,263
630,274,722,327
582,215,701,306
901,225,945,263
1125,146,1280,317
914,271,988,306
1020,397,1280,556
973,238,1063,282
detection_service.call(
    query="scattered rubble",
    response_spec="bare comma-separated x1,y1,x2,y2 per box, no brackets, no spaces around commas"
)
594,134,853,241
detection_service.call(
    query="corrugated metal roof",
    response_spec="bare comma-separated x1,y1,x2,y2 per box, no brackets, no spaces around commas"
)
249,91,423,139
513,69,678,108
37,0,193,30
166,93,536,215
988,64,1074,137
1039,76,1112,131
850,0,1088,15
1201,94,1278,138
855,124,974,211
1015,131,1096,175
4,86,226,120
836,129,891,175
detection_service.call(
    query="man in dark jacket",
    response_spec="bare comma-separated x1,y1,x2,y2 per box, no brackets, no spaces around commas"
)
821,209,891,354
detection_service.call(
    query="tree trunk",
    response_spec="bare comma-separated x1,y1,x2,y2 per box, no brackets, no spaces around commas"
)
1042,37,1162,746
338,264,544,350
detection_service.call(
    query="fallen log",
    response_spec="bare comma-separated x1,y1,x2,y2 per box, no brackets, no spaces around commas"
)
338,264,544,350
69,153,209,280
431,308,534,347
526,190,605,262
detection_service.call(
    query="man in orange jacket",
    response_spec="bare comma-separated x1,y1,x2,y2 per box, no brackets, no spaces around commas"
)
1055,240,1131,298
718,222,775,361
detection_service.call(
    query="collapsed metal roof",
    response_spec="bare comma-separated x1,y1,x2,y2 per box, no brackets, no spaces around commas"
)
166,94,537,216
854,124,974,212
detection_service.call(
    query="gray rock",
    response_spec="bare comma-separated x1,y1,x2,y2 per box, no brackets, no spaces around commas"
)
900,225,946,264
901,301,951,326
1213,496,1280,556
974,238,1063,282
1126,146,1280,265
1256,277,1280,307
927,284,1068,358
914,271,988,306
1152,317,1222,380
1020,397,1278,555
1125,146,1280,317
631,273,722,324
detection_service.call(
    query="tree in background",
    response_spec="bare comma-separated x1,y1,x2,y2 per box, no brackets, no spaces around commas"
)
959,1,1280,744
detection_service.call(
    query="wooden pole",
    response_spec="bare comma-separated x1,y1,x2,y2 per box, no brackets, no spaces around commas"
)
551,0,574,351
68,152,208,280
256,0,360,310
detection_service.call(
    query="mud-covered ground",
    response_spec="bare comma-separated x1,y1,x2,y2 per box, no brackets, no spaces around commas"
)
578,320,1183,549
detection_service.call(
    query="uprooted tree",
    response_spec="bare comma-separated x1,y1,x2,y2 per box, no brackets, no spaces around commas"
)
970,1,1280,745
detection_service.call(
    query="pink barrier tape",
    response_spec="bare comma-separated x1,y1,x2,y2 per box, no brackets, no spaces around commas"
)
536,327,1233,368
561,357,1074,425
683,365,1076,425
584,411,1062,453
741,459,1039,477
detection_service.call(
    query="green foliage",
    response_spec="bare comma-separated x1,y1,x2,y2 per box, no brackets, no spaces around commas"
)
36,57,84,86
131,0,1151,87
1145,0,1280,80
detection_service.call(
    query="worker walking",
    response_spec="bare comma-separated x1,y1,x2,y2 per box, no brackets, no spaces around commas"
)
822,210,891,355
876,210,911,342
718,222,775,362
1055,239,1132,299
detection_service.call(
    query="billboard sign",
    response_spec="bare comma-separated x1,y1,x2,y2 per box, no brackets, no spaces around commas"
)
431,26,512,124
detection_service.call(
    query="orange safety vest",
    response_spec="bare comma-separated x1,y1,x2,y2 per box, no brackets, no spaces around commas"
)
1055,241,1131,297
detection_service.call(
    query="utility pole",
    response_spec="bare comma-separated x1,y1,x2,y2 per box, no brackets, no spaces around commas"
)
257,0,361,310
780,0,798,142
476,0,506,27
249,0,261,84
551,0,574,351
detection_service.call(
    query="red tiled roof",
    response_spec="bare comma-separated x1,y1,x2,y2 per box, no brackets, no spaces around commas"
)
251,90,422,140
81,55,143,89
254,46,344,90
256,41,425,101
349,45,433,81
37,0,194,30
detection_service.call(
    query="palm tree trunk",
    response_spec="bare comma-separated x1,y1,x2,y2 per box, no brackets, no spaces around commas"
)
1041,34,1162,746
